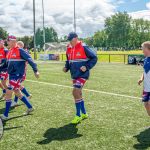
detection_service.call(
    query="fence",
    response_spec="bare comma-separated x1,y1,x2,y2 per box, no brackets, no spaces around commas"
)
60,54,128,64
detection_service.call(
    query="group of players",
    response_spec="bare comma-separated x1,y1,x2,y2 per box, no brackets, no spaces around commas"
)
0,32,150,125
0,35,39,121
0,32,98,124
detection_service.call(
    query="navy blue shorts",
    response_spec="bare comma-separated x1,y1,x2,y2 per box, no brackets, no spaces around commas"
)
142,91,150,102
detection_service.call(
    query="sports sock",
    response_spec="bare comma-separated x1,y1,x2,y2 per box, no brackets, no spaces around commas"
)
75,101,81,117
21,87,30,97
80,100,86,114
3,89,6,94
14,96,19,103
4,100,12,117
20,96,32,109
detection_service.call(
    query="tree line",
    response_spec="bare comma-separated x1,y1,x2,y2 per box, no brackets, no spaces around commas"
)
0,12,150,51
84,12,150,50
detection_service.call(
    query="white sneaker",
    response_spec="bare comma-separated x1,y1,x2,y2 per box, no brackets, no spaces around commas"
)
11,102,18,107
24,108,34,115
1,114,9,121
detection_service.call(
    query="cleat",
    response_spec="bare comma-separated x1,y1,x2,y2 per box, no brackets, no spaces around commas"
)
1,115,9,121
24,108,34,115
0,94,5,100
11,102,18,107
81,114,88,120
27,94,32,100
71,116,82,124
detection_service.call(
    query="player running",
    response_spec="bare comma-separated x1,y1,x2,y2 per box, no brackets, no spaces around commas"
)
0,39,8,100
63,32,97,124
138,41,150,116
1,35,39,120
11,41,32,107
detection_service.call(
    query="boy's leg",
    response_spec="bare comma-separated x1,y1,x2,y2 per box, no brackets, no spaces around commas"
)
2,89,13,119
142,91,150,116
71,78,87,124
20,85,31,98
0,72,8,100
144,102,150,116
9,77,34,115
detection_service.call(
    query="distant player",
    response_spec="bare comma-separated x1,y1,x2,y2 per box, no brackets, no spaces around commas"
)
63,32,97,124
1,35,40,120
11,41,32,107
138,41,150,116
0,39,8,100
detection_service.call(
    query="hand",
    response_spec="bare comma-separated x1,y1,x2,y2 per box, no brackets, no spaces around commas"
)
63,67,68,73
80,66,87,72
138,79,143,86
35,71,40,79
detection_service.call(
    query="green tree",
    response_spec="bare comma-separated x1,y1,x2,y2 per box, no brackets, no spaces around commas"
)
93,30,107,48
105,12,131,49
0,27,8,39
35,27,58,48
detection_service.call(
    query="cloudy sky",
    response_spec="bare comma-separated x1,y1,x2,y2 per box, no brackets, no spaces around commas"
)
0,0,150,37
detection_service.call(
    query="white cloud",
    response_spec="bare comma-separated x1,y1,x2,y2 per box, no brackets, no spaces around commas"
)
130,10,150,21
146,2,150,9
0,0,116,37
0,0,149,38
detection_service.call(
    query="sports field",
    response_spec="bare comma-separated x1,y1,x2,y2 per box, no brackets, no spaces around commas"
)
0,62,150,150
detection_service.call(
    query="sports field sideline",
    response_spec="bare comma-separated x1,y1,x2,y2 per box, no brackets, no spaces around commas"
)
0,62,150,150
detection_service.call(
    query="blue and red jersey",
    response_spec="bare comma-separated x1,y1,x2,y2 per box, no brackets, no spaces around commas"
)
65,41,97,79
7,46,38,78
0,47,8,72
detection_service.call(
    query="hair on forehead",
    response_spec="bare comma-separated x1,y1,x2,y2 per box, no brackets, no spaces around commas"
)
142,41,150,50
17,41,24,47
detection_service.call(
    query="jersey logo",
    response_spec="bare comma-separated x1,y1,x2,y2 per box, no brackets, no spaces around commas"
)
76,52,81,56
12,53,17,57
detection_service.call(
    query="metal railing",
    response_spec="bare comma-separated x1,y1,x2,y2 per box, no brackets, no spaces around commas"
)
60,54,128,64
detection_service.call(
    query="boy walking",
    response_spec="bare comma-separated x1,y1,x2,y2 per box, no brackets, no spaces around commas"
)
1,35,39,120
63,32,97,124
138,41,150,116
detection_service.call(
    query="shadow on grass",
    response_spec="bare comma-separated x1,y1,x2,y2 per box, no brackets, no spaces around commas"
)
4,126,23,131
37,123,83,144
0,104,24,114
133,128,150,149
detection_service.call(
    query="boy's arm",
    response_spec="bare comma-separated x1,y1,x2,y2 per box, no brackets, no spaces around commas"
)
83,44,97,70
19,49,39,78
63,54,70,73
138,73,144,85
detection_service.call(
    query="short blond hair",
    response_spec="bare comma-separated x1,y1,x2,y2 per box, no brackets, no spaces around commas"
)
17,41,24,48
142,41,150,50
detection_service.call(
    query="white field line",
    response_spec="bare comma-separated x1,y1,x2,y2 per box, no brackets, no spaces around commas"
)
26,79,141,100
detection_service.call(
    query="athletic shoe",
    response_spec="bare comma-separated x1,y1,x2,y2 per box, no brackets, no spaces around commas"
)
0,94,5,100
24,108,34,115
11,101,18,107
1,115,9,121
71,116,82,124
81,114,88,120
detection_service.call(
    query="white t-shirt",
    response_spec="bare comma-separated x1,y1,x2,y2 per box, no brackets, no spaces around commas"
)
143,57,150,92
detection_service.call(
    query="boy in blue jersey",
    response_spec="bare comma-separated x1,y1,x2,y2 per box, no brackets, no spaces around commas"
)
63,32,97,124
138,41,150,116
1,35,40,120
11,41,32,107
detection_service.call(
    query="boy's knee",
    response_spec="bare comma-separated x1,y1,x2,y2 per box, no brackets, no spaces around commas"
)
72,88,82,99
14,89,23,99
5,89,13,99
